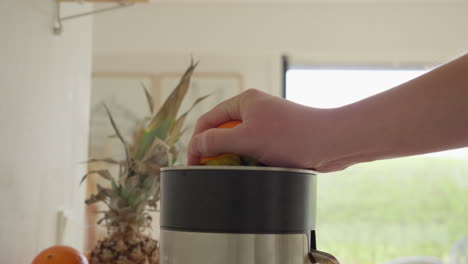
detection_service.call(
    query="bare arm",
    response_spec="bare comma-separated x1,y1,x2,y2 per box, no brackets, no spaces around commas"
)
326,54,468,170
188,54,468,172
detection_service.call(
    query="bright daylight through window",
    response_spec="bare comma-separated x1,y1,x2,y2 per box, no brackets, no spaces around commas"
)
286,69,468,264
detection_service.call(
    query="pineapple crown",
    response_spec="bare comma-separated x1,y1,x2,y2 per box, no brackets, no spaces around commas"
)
82,60,209,233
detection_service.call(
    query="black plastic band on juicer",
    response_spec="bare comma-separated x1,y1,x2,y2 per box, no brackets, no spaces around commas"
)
160,167,317,234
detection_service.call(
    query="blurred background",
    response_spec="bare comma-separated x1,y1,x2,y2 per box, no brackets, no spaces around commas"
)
1,0,468,263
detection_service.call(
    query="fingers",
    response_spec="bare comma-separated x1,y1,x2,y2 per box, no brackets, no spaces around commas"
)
192,92,245,136
187,91,246,165
187,125,258,165
187,89,265,165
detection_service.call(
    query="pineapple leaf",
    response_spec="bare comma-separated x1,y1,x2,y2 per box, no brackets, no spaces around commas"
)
125,176,140,191
142,136,171,162
180,93,212,120
168,146,180,165
135,119,172,160
117,163,127,187
97,216,107,225
80,170,113,184
130,125,144,157
97,184,111,193
167,93,211,147
142,174,159,191
134,60,198,160
85,158,123,165
147,198,159,210
92,210,108,214
141,82,154,114
85,184,113,205
128,190,146,209
81,169,116,185
136,203,147,215
147,60,198,131
103,105,130,166
171,154,178,165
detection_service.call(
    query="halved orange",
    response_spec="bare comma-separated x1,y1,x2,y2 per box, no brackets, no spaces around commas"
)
199,121,242,164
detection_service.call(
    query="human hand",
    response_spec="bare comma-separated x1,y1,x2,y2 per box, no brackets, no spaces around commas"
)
189,54,468,172
187,89,346,171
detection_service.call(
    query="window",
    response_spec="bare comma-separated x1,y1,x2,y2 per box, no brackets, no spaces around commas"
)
286,68,468,264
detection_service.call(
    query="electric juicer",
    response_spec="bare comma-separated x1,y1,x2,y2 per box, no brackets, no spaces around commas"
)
159,166,339,264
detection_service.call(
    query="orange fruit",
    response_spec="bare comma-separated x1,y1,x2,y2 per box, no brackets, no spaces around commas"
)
217,120,241,129
84,251,91,262
199,121,242,164
32,245,88,264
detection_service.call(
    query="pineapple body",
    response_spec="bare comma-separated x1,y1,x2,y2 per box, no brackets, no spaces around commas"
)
90,232,158,264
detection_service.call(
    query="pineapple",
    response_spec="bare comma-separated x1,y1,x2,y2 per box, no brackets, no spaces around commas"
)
83,60,208,264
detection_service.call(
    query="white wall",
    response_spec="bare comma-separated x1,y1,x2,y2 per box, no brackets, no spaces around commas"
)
93,2,468,95
93,2,468,57
0,1,93,262
93,53,282,95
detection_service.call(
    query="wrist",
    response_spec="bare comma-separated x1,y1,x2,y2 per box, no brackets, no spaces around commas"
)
307,106,376,172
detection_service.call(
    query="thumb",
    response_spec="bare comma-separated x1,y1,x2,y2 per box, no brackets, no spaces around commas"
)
188,126,257,165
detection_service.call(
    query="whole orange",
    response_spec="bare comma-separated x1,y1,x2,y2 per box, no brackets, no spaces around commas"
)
200,120,242,164
32,245,88,264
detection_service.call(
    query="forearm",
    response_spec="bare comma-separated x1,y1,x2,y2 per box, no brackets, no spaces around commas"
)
324,54,468,169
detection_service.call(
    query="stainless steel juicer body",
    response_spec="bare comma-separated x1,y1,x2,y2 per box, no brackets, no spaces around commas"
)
159,166,318,264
